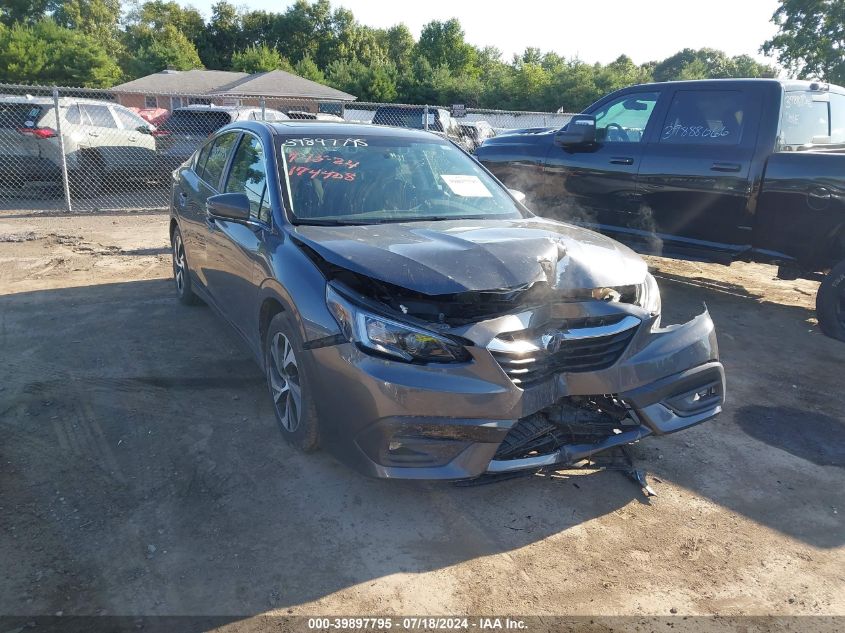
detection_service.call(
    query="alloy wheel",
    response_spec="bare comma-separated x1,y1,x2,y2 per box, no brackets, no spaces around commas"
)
268,332,302,432
173,234,186,294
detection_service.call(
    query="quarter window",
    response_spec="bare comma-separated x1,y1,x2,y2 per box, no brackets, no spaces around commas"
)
592,92,659,143
197,132,239,189
225,134,270,223
660,90,746,145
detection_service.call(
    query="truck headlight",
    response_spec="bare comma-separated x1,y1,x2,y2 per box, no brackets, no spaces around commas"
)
326,286,470,363
637,273,662,315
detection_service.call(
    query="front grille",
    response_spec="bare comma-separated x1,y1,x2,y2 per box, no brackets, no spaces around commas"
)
490,314,639,387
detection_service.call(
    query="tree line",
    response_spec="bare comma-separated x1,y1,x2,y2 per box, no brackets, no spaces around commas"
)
0,0,840,112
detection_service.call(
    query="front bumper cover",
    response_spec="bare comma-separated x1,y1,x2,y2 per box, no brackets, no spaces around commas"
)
309,305,724,480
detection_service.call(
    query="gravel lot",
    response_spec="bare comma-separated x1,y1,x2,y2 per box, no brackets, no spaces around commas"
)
0,210,843,623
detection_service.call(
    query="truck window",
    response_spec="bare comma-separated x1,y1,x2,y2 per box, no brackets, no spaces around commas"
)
779,91,831,147
660,90,746,145
593,92,658,142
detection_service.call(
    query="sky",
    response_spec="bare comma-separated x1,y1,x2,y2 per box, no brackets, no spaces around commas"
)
182,0,783,67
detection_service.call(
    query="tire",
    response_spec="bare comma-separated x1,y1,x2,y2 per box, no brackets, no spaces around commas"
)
171,226,200,306
70,153,103,199
816,258,845,342
264,311,320,452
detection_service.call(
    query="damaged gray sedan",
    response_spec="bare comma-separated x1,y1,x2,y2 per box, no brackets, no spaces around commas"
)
169,120,725,480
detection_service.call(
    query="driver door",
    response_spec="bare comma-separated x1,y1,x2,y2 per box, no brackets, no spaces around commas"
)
541,90,664,235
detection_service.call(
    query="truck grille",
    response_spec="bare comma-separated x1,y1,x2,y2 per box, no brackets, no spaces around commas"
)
489,315,639,388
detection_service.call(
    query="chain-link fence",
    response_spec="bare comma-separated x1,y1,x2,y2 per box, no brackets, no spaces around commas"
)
0,82,573,213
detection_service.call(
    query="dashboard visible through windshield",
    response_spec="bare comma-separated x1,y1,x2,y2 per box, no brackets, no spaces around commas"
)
276,134,524,224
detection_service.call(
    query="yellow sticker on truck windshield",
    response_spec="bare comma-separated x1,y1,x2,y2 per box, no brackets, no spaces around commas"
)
441,174,493,197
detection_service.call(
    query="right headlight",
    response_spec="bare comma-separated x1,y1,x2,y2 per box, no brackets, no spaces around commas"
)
326,285,470,363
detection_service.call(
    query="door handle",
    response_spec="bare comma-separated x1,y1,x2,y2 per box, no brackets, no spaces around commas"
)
128,135,138,142
177,191,188,208
609,157,634,165
710,162,742,173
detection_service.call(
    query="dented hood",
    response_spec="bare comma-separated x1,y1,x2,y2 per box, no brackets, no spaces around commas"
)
292,216,647,295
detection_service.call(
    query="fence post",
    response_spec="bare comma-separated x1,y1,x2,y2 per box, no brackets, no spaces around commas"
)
52,87,72,213
260,97,266,121
424,104,429,131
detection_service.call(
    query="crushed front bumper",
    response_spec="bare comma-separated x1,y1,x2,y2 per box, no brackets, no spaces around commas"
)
308,306,724,480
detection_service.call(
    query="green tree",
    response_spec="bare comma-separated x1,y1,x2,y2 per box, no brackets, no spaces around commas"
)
0,18,121,86
417,19,478,77
381,24,415,73
762,0,845,84
123,23,202,79
53,0,122,56
0,0,50,26
200,1,242,69
231,44,292,73
294,54,325,83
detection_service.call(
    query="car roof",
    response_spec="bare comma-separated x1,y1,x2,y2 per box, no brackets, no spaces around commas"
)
225,119,449,141
266,120,448,139
0,95,128,107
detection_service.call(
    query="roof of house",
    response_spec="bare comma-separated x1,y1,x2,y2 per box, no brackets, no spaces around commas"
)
212,69,356,101
111,69,250,95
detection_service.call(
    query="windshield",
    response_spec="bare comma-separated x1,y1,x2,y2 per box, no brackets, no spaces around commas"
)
277,134,524,224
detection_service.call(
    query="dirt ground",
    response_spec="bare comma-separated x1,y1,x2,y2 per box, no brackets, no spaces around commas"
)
0,209,843,623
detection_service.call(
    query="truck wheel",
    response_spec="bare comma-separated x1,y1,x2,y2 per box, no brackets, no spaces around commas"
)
816,259,845,341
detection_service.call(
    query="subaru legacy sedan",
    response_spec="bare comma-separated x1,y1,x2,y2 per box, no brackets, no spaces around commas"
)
169,121,725,480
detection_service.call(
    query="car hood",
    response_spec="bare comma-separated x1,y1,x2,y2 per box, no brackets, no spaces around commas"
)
292,217,647,296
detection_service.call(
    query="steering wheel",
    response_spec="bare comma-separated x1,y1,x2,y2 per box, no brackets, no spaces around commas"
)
604,122,630,143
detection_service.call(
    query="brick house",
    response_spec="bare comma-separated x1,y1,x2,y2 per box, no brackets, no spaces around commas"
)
111,68,356,114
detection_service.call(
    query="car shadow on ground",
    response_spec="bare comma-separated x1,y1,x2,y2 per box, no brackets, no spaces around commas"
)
0,275,843,615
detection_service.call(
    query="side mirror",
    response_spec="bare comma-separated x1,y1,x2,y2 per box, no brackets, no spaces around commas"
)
207,192,251,222
137,124,153,135
508,189,527,204
554,114,596,147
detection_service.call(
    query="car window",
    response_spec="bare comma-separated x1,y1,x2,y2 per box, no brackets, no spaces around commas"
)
780,91,833,147
660,90,746,145
0,103,45,129
113,107,147,131
277,134,523,223
592,92,659,143
198,132,240,189
64,105,82,125
80,104,117,128
225,134,270,223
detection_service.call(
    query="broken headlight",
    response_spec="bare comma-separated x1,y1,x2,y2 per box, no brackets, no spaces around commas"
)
589,273,661,315
637,273,662,315
326,286,470,363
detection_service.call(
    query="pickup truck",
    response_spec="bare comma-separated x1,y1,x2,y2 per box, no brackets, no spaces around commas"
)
476,79,845,341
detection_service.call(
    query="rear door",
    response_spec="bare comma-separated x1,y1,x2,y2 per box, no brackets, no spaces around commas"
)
188,131,241,292
635,86,763,255
541,90,663,231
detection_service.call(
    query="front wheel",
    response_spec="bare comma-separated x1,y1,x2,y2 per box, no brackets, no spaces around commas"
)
264,311,320,452
816,259,845,342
